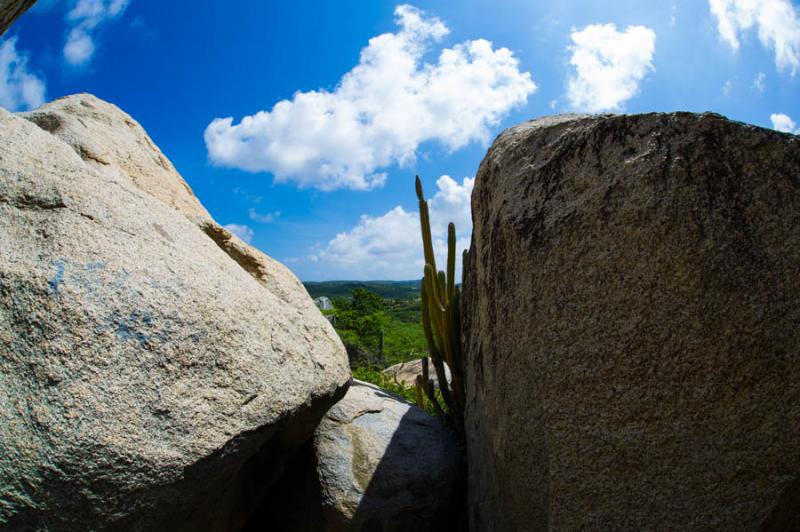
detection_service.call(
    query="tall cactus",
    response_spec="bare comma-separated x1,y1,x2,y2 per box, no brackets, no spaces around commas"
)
415,176,465,439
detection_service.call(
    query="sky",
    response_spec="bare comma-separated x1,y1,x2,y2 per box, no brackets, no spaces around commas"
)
3,0,799,281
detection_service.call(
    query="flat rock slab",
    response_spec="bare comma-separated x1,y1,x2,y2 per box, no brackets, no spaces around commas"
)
0,95,350,530
382,358,451,389
462,112,800,531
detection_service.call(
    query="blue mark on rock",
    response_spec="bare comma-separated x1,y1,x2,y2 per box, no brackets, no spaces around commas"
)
85,261,105,272
48,260,65,293
116,318,150,345
109,309,168,346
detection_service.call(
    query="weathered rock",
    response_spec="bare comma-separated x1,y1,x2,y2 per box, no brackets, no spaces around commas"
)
23,95,212,225
314,296,333,311
0,0,35,35
382,358,451,389
253,380,462,531
0,95,350,530
22,94,318,312
462,113,800,531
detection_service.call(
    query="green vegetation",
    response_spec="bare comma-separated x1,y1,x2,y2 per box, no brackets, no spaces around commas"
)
307,178,466,440
325,287,427,368
415,175,466,439
304,280,420,300
351,366,442,416
320,285,447,415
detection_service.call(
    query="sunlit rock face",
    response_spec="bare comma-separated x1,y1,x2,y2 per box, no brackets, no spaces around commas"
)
462,112,800,531
0,94,350,530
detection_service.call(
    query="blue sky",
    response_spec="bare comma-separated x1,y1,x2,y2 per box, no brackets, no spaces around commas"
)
3,0,799,280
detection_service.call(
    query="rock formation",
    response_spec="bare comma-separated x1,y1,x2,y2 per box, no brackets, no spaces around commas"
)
462,113,800,530
0,0,35,35
252,380,461,531
382,358,451,389
0,94,350,530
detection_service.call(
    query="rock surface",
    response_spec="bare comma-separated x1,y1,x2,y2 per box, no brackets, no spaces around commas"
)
462,113,800,531
253,380,461,531
23,95,213,225
382,358,451,389
0,0,35,35
22,94,320,312
0,95,350,530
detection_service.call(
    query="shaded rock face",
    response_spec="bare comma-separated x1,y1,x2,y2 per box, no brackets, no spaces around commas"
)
0,0,35,35
254,380,461,532
462,113,800,531
0,95,351,530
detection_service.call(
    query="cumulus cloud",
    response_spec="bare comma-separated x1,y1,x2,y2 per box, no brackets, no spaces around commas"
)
223,223,254,244
709,0,800,75
770,112,799,132
248,208,280,223
64,0,130,66
205,4,535,191
753,71,767,91
566,23,656,112
303,175,473,280
722,78,735,94
0,37,46,112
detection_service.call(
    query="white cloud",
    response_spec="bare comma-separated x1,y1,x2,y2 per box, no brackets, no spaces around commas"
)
770,112,799,132
223,223,254,244
753,71,767,91
64,30,94,64
566,23,656,112
722,78,734,94
709,0,800,75
205,4,535,191
303,175,473,280
248,208,280,223
64,0,130,66
0,37,45,112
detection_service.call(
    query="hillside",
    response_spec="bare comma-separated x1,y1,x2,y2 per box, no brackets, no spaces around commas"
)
303,280,421,300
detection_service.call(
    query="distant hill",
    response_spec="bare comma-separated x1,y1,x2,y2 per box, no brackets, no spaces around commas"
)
303,280,421,300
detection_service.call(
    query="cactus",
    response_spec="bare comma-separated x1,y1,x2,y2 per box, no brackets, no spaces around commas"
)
414,175,466,439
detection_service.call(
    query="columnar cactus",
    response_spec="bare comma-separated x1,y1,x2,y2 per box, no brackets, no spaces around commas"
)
415,176,465,439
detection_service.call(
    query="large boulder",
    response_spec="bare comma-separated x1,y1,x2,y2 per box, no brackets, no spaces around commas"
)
462,113,800,530
22,94,316,310
253,380,462,531
0,95,350,530
0,0,35,35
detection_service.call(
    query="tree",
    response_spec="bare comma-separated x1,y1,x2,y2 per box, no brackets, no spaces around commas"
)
331,288,388,366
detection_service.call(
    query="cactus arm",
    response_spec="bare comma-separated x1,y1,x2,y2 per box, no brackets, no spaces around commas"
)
414,375,425,409
447,223,456,304
424,379,446,418
449,301,465,414
421,357,447,417
415,175,465,440
422,280,455,413
416,177,437,275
